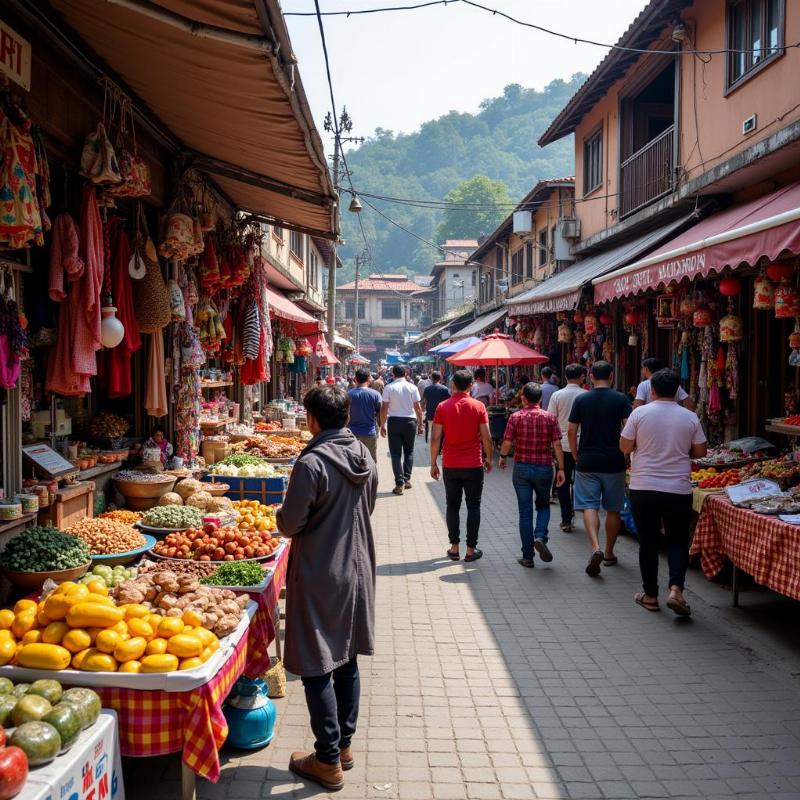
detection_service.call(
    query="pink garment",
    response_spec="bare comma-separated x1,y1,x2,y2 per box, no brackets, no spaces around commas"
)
70,185,103,377
144,332,168,418
46,213,91,396
0,334,20,389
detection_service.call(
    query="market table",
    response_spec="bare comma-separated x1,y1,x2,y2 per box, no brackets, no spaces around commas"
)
20,710,124,800
691,487,723,514
690,493,800,606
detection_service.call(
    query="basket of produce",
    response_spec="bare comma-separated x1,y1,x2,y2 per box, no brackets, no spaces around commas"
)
136,505,204,534
113,471,177,511
204,483,230,497
149,524,282,562
65,517,150,566
0,527,92,590
88,412,130,442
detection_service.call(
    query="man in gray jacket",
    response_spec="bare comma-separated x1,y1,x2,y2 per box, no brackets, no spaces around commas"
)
277,385,378,792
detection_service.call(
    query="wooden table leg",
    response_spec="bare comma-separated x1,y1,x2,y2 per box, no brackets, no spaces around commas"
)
274,603,282,660
732,564,740,608
181,762,197,800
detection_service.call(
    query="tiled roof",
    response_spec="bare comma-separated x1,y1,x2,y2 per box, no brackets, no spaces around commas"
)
337,277,425,292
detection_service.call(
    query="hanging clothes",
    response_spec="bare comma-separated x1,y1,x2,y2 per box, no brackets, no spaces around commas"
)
144,332,168,418
46,213,91,396
98,218,141,398
72,185,103,373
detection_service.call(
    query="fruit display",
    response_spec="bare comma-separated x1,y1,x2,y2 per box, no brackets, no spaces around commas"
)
693,446,768,467
98,509,142,524
254,421,281,432
0,528,90,573
233,436,302,460
109,570,247,636
232,501,278,533
737,456,800,487
88,412,129,440
201,561,267,587
65,518,145,555
78,564,137,589
0,742,28,799
780,415,800,426
0,582,226,673
140,505,203,530
698,470,741,489
151,523,280,562
691,467,717,482
138,560,216,579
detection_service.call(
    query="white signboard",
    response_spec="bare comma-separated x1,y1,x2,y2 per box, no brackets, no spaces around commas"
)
0,21,31,91
726,479,781,505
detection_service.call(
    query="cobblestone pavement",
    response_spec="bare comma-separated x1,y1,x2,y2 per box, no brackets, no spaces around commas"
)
143,438,800,800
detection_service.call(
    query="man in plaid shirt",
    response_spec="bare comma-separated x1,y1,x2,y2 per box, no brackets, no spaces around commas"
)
499,382,565,568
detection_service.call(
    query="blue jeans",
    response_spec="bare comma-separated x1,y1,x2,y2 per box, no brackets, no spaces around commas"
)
512,463,553,561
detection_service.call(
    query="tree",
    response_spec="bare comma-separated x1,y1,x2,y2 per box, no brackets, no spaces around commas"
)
435,175,512,243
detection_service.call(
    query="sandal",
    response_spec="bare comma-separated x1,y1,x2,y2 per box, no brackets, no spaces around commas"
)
464,549,483,563
667,594,692,617
603,556,618,566
634,592,660,612
446,550,460,561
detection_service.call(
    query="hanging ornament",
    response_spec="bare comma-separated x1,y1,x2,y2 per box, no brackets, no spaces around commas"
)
573,310,584,324
766,262,795,282
719,314,743,342
533,327,544,349
693,307,713,327
584,313,598,335
774,280,800,318
678,296,696,317
557,323,572,344
100,306,125,348
789,330,800,350
599,312,612,326
623,309,640,326
718,276,742,296
753,272,775,310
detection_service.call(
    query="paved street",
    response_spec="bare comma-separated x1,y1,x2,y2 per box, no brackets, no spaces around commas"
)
147,438,800,800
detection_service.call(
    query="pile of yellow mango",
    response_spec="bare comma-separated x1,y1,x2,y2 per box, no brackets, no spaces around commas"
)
0,580,220,673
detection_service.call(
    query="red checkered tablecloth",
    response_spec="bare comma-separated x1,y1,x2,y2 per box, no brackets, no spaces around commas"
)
691,493,800,601
91,542,291,783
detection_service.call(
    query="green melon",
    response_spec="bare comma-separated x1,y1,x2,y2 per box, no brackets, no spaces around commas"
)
60,688,101,730
42,703,81,750
0,678,14,695
29,680,63,706
10,721,61,766
0,696,17,728
11,684,30,699
11,694,52,727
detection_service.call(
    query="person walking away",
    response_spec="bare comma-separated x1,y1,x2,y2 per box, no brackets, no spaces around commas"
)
347,368,382,462
470,367,494,406
567,361,632,577
499,382,565,567
539,366,559,411
620,368,707,615
380,364,423,494
548,364,586,532
430,369,492,562
417,372,431,392
277,386,378,791
633,357,695,410
421,371,450,442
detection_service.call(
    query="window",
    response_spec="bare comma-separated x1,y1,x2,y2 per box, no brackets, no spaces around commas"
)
727,0,783,90
273,224,284,240
309,251,319,288
290,231,303,261
495,246,504,276
345,299,365,320
583,128,603,195
382,300,402,319
471,270,476,286
525,242,534,279
511,249,524,286
538,229,548,267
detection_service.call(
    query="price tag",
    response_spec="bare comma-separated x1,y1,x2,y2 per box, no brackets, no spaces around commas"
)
726,479,781,505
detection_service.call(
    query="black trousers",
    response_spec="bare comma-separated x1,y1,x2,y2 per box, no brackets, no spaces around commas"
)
387,417,416,486
556,452,576,524
301,657,360,765
442,467,484,548
629,490,692,597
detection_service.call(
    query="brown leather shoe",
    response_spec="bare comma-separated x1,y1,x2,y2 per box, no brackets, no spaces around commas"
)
289,751,344,791
339,746,354,770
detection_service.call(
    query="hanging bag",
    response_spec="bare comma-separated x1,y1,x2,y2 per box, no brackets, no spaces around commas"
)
128,203,147,280
133,210,172,332
108,101,151,198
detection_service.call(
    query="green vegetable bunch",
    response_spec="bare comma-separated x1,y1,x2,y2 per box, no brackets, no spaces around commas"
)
0,526,91,572
216,454,267,468
201,561,266,586
141,505,203,529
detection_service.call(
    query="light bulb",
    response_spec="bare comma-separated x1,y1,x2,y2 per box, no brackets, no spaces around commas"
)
100,306,125,348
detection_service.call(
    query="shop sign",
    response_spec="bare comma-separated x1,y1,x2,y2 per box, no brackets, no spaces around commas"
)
510,289,581,316
0,21,31,91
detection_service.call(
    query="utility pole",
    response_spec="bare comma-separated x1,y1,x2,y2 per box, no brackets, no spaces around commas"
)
353,248,369,354
324,108,363,364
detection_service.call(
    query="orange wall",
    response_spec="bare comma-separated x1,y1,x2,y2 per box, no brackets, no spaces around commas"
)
572,0,800,241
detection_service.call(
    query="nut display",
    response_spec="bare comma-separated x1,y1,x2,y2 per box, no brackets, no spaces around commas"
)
98,510,142,524
138,560,217,579
66,519,145,555
88,413,130,440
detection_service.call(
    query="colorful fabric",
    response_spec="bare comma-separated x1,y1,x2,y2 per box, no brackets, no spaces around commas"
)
691,495,800,601
504,405,561,466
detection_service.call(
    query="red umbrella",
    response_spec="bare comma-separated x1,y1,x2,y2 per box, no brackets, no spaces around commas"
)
447,332,548,406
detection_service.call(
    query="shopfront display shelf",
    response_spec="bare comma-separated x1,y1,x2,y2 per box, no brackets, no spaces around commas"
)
200,381,233,390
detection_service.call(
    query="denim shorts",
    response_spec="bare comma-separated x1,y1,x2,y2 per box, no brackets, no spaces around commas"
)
573,471,626,513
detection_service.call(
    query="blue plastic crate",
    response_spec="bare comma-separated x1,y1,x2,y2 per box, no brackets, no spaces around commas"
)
203,475,286,504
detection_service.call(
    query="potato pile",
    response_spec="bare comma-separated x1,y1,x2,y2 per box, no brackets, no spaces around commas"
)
66,519,145,555
110,569,248,637
156,479,232,513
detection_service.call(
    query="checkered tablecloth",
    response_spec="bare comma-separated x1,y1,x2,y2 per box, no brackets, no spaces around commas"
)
90,543,291,783
691,494,800,601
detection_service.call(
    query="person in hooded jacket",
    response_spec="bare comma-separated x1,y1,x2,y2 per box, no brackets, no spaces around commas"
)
277,384,378,792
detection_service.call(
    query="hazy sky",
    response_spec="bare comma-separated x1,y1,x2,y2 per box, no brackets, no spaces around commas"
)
284,0,647,144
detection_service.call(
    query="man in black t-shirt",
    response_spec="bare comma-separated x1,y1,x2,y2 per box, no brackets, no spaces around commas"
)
568,361,632,577
421,372,450,442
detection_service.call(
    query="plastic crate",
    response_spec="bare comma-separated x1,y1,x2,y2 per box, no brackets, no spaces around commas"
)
203,475,287,504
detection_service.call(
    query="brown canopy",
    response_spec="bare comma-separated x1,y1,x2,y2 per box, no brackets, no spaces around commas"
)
48,0,338,238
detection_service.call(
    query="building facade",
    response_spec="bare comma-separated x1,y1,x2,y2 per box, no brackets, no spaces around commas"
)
430,240,479,318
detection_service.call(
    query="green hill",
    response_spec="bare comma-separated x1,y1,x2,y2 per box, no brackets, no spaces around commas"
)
338,74,585,281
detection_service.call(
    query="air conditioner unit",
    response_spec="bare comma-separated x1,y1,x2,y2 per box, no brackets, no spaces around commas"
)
559,218,581,240
513,210,532,235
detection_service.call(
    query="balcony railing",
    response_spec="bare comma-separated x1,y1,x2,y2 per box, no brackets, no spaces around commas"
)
619,125,674,218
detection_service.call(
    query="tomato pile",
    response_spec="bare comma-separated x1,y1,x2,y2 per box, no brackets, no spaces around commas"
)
698,469,741,489
152,522,280,561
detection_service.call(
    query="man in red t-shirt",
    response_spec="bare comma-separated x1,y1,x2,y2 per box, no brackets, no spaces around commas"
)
430,370,493,563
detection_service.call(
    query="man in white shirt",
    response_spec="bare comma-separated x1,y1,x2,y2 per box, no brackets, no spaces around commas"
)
470,368,494,406
547,364,586,532
620,368,707,617
380,365,423,495
633,357,694,410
